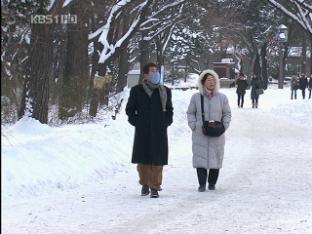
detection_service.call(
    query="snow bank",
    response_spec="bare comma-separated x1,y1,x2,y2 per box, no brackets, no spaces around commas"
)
165,73,199,89
2,99,134,200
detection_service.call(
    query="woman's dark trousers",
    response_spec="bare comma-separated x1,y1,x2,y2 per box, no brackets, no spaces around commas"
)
252,97,259,108
196,168,219,186
237,93,245,107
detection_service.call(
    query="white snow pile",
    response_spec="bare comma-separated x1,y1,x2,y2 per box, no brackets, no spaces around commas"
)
165,73,199,89
2,108,134,200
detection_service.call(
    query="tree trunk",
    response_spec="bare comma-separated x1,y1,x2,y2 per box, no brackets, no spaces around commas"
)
89,11,122,116
116,48,129,93
240,59,244,74
278,45,284,89
50,23,67,106
249,51,257,77
139,30,150,83
18,65,31,119
89,13,100,117
301,35,307,75
19,16,53,124
89,63,107,117
155,37,165,83
261,43,268,89
310,36,312,75
278,43,288,89
99,65,111,106
59,2,89,120
113,13,130,94
253,52,261,80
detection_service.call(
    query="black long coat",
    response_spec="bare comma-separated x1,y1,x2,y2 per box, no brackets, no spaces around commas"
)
299,77,308,90
236,79,248,94
126,84,173,165
250,79,261,99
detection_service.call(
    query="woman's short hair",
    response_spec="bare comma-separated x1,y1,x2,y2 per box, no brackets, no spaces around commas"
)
201,73,214,85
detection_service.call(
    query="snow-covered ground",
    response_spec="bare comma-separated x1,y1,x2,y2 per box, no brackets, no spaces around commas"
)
2,83,312,234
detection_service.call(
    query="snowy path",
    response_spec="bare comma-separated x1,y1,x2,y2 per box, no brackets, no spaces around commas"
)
3,89,312,234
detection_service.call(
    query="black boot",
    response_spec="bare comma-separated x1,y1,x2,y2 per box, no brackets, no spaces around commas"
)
141,185,149,196
208,184,215,190
196,168,207,192
198,184,206,192
150,188,159,198
208,169,219,190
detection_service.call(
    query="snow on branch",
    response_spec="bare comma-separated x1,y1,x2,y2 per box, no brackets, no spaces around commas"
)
142,3,186,42
89,0,186,65
143,17,184,41
151,0,186,18
161,4,185,53
162,23,176,54
63,0,73,8
290,0,312,11
268,0,312,35
89,0,133,41
139,0,186,32
48,0,67,15
98,0,152,64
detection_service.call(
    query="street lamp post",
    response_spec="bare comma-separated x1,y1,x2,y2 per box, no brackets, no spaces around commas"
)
277,24,288,89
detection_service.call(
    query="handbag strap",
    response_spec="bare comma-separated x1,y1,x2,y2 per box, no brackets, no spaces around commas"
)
200,94,205,124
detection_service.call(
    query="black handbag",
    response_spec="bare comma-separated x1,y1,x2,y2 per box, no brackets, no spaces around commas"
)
256,88,264,95
200,95,225,137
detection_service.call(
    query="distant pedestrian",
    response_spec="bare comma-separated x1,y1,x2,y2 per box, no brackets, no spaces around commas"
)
250,74,262,108
290,75,299,100
236,73,248,108
299,74,308,99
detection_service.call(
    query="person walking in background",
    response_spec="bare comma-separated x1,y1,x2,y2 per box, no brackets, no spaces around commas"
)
250,74,261,108
290,75,299,100
308,74,312,99
126,62,173,198
187,69,231,192
299,74,309,99
236,73,248,108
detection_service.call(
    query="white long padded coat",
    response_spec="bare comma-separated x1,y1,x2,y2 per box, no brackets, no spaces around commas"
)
187,69,231,169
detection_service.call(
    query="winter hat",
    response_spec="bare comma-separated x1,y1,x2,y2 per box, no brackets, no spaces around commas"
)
197,69,220,95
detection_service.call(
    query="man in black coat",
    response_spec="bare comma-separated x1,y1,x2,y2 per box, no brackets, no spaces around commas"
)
126,63,173,198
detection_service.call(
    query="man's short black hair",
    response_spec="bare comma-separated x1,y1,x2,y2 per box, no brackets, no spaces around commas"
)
142,63,159,75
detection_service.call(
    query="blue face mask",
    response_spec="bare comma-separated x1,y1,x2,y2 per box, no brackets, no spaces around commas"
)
150,72,161,84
